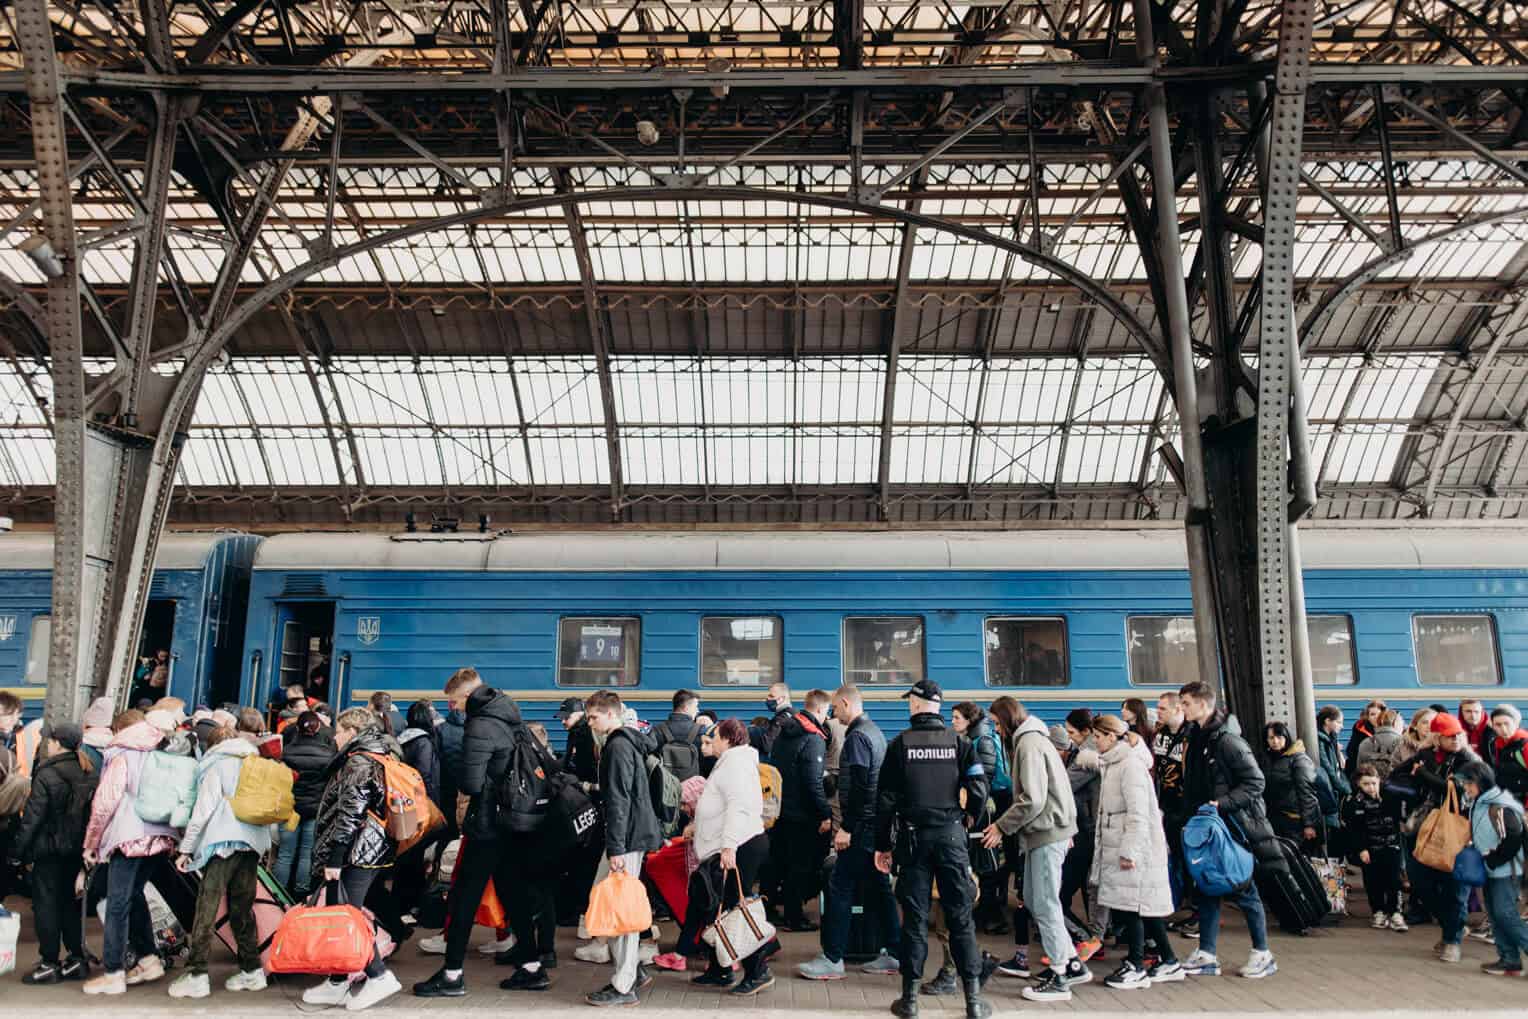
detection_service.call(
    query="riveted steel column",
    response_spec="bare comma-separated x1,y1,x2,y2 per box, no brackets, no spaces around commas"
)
1132,0,1219,690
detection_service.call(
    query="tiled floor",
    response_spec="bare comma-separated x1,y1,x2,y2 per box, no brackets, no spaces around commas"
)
1,899,1517,1016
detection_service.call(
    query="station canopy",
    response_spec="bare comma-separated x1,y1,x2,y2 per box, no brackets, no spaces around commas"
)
2,1,1528,525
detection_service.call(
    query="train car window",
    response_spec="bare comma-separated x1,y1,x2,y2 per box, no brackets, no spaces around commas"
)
843,617,925,686
700,616,783,687
1308,615,1357,685
557,617,642,687
25,616,50,685
1411,615,1502,686
1126,616,1197,685
984,617,1069,686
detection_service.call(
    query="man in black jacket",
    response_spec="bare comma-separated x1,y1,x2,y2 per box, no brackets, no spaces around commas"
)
559,697,599,786
1177,681,1277,980
798,684,901,980
1152,690,1197,930
583,691,662,1008
750,682,794,757
651,689,703,781
415,677,538,998
769,688,833,931
874,680,990,1019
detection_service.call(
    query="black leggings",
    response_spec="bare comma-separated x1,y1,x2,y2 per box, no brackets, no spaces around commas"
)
1114,910,1176,967
689,834,774,980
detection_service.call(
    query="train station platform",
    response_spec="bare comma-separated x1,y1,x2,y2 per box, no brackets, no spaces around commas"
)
2,900,1519,1017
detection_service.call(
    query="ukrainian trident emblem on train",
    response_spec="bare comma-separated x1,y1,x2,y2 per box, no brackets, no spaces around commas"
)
0,615,15,642
356,616,381,646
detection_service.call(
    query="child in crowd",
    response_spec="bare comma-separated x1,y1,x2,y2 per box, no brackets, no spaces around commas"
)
1342,764,1408,932
12,723,97,984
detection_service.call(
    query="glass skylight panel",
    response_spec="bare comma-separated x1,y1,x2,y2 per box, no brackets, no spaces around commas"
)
969,427,1060,486
0,428,53,485
980,360,1076,423
516,358,605,425
612,358,703,424
895,357,982,423
890,428,972,484
526,433,610,485
1071,357,1163,422
796,357,884,423
1061,428,1150,484
796,429,878,484
621,430,707,485
702,360,796,425
0,361,49,425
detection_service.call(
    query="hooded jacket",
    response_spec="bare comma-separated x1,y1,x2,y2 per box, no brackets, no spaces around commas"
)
772,710,831,824
12,750,97,861
1090,738,1173,918
1470,784,1526,878
459,686,523,840
398,727,441,806
1263,740,1322,838
1486,730,1528,803
439,708,467,789
1356,728,1402,781
1316,729,1351,802
180,737,276,871
85,721,179,858
599,725,663,858
968,717,1004,791
1185,711,1282,870
995,714,1079,851
282,729,338,820
562,718,599,785
313,728,396,870
1461,713,1491,759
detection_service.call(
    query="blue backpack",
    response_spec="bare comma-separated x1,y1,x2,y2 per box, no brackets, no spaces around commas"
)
1181,803,1255,896
979,730,1011,794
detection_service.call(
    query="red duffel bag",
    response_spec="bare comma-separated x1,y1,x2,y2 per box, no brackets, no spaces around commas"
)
267,883,375,976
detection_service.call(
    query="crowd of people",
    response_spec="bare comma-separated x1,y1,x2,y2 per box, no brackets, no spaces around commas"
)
1,679,1525,1015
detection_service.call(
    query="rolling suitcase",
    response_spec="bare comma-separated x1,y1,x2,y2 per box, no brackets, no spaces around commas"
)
215,863,294,970
818,854,892,963
1256,835,1328,934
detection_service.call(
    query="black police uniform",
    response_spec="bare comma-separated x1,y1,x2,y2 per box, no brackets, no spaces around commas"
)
875,710,989,990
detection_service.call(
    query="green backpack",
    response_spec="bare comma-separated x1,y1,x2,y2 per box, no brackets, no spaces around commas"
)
134,751,197,826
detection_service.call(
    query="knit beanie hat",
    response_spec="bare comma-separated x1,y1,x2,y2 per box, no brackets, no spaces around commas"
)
1491,703,1523,729
81,696,114,729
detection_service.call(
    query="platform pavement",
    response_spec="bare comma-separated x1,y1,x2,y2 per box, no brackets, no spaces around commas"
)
2,899,1520,1017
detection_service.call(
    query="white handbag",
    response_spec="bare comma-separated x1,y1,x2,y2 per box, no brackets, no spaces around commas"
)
0,906,19,976
701,868,776,967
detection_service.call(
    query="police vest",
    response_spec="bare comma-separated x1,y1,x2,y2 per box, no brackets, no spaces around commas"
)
899,725,963,816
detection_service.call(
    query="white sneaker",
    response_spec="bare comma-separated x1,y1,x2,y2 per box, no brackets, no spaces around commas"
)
638,942,658,964
577,915,590,940
168,972,211,999
125,955,165,985
82,971,126,996
419,934,447,955
1240,949,1277,979
346,970,402,1011
226,969,268,992
1181,949,1221,976
478,934,516,955
1371,912,1389,929
303,978,354,1005
575,940,612,964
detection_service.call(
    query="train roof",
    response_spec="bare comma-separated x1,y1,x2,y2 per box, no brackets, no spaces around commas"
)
249,525,1528,572
0,532,254,571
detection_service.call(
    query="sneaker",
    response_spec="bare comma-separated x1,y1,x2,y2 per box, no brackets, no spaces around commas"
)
1148,960,1185,983
1182,949,1221,976
586,983,639,1006
125,955,165,986
997,950,1030,978
577,915,590,941
636,965,656,991
1021,970,1073,1002
1076,937,1103,962
691,966,735,988
1169,917,1200,939
861,949,901,975
638,942,659,964
1440,943,1462,964
541,952,558,970
60,956,90,981
304,978,354,1005
1481,960,1524,977
921,968,958,995
797,953,847,981
653,952,688,972
346,971,402,1011
1388,913,1409,933
575,940,613,964
501,967,550,991
1470,922,1496,944
478,933,516,955
226,969,268,992
22,961,62,986
419,934,448,955
1104,961,1150,990
1371,912,1390,929
1062,959,1092,986
82,971,127,996
731,970,775,996
978,952,999,989
168,972,211,999
413,968,467,998
1240,949,1277,979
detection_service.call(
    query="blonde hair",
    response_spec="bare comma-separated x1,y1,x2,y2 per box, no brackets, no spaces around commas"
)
1091,714,1128,737
1379,708,1401,729
1407,707,1437,738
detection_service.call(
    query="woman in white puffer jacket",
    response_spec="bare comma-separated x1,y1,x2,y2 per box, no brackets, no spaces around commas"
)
1088,715,1183,990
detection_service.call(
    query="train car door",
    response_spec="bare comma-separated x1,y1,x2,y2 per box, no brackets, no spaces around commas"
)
130,598,177,702
272,602,336,710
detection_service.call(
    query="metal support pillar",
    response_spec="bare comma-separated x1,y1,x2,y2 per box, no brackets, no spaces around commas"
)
1132,0,1220,692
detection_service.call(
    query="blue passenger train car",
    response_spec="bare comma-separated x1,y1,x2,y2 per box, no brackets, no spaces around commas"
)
238,527,1528,748
0,532,261,713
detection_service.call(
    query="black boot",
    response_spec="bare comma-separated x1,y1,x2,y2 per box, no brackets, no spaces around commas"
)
920,968,957,995
891,977,921,1018
963,979,992,1019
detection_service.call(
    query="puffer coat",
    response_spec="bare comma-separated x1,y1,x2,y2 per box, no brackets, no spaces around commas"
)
1089,739,1173,917
313,728,395,870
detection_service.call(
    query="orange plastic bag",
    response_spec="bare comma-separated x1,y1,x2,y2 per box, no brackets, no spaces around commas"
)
476,879,507,929
585,871,653,938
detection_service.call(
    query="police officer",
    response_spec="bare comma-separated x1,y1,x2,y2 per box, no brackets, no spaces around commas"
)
875,680,991,1019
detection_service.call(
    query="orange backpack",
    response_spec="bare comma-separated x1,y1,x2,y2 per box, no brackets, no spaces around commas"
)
363,753,444,854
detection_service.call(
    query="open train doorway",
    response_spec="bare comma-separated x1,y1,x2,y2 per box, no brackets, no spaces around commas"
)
272,602,335,715
128,599,177,704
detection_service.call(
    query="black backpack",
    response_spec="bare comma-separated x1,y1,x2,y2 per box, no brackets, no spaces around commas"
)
495,726,557,834
546,771,601,851
654,722,702,783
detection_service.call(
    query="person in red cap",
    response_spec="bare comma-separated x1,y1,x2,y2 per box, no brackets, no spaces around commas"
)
1394,711,1481,963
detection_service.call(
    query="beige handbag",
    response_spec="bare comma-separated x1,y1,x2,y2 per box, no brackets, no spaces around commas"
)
701,867,776,967
1413,781,1471,873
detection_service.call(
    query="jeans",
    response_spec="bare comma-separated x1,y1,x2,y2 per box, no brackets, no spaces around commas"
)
1486,875,1528,969
1413,864,1468,945
593,851,646,994
188,851,260,975
274,817,316,898
31,854,84,963
821,844,901,963
1196,882,1269,956
103,853,161,974
1023,840,1073,976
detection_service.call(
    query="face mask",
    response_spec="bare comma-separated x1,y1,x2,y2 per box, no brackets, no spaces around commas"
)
765,697,781,713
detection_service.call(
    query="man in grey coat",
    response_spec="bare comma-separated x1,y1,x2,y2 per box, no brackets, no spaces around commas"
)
981,704,1086,1002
